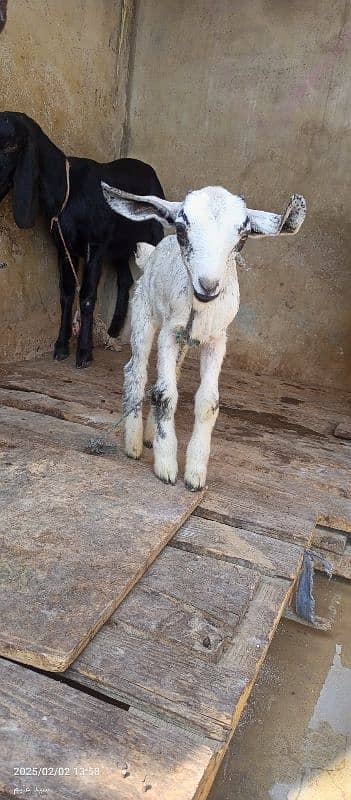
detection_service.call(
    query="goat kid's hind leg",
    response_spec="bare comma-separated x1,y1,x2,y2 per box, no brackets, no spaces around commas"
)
152,329,179,485
123,300,155,460
54,251,78,360
185,335,226,491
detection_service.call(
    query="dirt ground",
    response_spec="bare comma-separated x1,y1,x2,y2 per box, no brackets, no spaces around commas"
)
209,574,351,800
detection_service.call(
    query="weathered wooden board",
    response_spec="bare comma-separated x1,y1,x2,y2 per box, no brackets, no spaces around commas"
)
2,347,350,436
1,350,349,547
0,409,203,671
0,386,119,429
173,515,304,579
185,356,351,437
67,544,292,740
0,659,220,800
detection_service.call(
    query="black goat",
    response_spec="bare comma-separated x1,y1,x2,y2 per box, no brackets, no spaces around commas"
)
0,112,164,367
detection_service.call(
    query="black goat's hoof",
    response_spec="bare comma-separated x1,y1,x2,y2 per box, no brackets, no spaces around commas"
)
76,351,93,369
107,322,122,339
54,344,69,361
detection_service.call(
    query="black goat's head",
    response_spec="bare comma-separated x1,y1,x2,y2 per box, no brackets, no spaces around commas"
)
0,112,39,228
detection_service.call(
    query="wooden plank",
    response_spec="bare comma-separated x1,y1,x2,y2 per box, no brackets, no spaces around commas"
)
173,515,304,579
0,410,203,671
0,404,119,453
2,348,350,438
211,412,351,491
67,546,291,740
135,548,261,627
0,659,220,800
183,355,351,436
314,543,351,580
2,381,349,535
0,386,120,430
197,479,316,546
200,436,351,538
312,525,347,555
1,353,349,545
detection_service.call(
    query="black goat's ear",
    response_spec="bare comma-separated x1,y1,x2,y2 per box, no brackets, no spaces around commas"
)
12,133,39,228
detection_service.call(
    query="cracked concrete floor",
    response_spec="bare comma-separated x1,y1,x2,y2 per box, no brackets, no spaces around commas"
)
209,574,351,800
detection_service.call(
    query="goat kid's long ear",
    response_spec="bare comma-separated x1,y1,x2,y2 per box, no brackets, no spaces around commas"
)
101,183,181,230
12,133,39,228
247,194,306,238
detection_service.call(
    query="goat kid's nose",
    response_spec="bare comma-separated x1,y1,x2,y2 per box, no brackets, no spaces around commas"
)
198,277,219,295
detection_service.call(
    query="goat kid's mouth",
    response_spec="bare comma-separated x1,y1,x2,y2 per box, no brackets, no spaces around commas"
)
193,287,220,304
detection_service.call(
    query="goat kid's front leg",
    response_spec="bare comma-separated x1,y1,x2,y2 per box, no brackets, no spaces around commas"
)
144,341,188,448
76,245,104,368
185,335,226,491
123,300,155,459
152,329,180,485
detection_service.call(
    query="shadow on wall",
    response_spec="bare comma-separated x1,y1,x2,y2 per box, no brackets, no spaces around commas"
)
0,0,7,33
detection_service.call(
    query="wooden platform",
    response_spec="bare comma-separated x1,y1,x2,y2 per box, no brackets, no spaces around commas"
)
0,408,201,671
0,347,350,799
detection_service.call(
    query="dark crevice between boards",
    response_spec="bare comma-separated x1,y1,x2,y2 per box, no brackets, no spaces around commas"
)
315,522,351,539
193,506,304,545
0,656,129,711
170,538,296,583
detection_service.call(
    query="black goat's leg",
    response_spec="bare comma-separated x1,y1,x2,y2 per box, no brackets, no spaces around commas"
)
76,245,103,368
108,259,133,338
54,251,78,361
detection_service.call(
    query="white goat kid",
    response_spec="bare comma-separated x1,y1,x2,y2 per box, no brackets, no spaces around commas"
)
102,184,306,490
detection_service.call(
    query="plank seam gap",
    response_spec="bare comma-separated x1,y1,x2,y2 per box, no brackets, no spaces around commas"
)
194,506,313,546
169,539,296,582
0,656,129,711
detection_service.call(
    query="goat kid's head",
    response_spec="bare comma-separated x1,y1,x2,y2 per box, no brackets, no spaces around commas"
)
0,112,39,228
102,183,306,305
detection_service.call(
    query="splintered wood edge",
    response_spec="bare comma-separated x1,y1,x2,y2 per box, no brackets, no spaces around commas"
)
0,488,205,673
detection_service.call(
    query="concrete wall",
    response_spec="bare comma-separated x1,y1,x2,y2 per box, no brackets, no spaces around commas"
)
0,0,130,362
125,0,351,390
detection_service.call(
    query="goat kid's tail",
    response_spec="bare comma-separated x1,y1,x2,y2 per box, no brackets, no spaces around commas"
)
135,242,155,271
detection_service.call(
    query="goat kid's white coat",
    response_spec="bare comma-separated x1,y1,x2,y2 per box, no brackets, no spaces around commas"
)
102,184,306,491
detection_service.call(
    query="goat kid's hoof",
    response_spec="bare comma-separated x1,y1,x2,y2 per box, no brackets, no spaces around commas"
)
125,444,142,460
54,344,69,361
184,480,204,492
184,466,207,492
143,438,153,449
76,351,93,369
154,459,178,486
